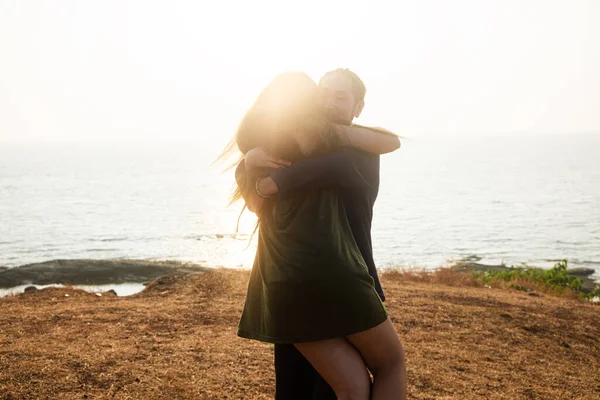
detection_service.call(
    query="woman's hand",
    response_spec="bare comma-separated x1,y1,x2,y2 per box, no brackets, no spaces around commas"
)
245,147,291,169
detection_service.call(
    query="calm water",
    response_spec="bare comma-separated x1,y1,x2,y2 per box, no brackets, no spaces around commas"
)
1,135,599,283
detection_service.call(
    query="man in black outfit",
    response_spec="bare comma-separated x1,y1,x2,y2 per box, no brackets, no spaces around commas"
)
237,68,396,399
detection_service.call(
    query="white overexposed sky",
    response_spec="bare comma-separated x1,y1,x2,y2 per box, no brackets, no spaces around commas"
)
0,0,598,145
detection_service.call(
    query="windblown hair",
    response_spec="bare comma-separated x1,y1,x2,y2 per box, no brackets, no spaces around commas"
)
218,72,340,206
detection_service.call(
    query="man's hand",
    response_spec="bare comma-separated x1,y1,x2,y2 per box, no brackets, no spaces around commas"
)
245,147,291,169
258,176,279,196
245,177,279,215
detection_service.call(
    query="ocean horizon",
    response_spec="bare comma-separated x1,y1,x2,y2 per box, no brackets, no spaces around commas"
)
2,133,599,284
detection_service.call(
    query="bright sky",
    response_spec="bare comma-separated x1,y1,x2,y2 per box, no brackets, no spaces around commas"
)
0,0,598,144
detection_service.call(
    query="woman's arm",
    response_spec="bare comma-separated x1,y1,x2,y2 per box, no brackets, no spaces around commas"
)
332,124,401,154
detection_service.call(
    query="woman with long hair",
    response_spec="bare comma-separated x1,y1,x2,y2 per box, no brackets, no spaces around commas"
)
223,72,407,399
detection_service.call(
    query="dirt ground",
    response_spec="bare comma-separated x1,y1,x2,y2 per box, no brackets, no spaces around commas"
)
1,268,599,400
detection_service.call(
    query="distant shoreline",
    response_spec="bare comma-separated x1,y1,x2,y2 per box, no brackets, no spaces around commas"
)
1,257,598,294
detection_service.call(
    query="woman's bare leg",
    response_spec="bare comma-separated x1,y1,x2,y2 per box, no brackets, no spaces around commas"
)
346,318,407,400
294,338,371,400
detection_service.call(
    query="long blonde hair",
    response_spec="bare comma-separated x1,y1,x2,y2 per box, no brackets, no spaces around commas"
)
218,72,340,206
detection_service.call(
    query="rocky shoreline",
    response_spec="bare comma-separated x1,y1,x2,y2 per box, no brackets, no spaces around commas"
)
1,257,598,296
0,259,207,289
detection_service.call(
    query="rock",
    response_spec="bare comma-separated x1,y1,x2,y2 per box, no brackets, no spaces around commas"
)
566,267,596,277
23,286,38,293
450,260,509,273
107,289,117,295
0,259,208,289
527,292,540,297
511,284,532,292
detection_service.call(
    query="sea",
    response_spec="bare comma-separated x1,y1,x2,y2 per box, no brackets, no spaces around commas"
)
1,134,599,286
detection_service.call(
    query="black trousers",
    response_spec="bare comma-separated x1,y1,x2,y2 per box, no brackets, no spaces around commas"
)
274,343,337,400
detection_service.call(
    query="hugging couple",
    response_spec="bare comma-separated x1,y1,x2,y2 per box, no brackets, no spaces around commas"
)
221,68,407,399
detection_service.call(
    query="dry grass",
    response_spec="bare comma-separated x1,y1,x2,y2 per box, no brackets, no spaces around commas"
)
383,267,484,287
1,268,599,399
386,267,589,300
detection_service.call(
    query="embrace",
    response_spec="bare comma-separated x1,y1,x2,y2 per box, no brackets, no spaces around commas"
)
221,68,407,399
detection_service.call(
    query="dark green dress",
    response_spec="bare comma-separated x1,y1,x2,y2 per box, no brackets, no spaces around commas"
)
237,186,388,344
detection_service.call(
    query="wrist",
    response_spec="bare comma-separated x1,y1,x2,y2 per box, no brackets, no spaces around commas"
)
254,177,270,198
258,177,278,196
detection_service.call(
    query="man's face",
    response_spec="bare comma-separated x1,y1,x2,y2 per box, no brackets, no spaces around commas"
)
319,74,365,125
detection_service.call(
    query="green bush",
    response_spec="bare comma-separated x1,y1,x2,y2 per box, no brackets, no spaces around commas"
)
473,260,594,298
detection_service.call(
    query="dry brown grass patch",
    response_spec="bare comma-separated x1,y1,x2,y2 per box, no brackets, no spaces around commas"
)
1,268,599,399
383,266,483,288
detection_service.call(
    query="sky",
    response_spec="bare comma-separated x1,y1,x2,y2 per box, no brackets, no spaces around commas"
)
0,0,598,145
